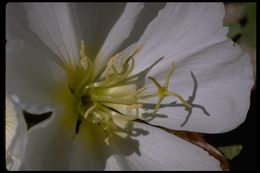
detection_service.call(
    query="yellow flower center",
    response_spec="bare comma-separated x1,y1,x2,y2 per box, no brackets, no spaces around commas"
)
56,40,191,141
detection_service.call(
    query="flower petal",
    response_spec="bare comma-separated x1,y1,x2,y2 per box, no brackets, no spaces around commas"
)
106,122,221,170
6,97,19,152
6,37,67,114
20,109,77,170
70,3,125,58
20,3,80,67
95,3,144,74
133,3,228,75
68,120,110,170
140,41,254,133
6,4,70,113
6,96,27,170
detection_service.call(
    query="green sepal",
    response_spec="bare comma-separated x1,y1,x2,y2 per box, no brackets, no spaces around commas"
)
218,144,243,160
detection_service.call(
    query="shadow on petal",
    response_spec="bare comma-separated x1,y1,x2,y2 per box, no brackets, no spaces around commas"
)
71,119,150,170
125,56,164,89
142,71,211,127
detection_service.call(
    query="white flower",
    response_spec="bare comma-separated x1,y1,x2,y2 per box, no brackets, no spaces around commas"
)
6,2,253,170
5,96,27,170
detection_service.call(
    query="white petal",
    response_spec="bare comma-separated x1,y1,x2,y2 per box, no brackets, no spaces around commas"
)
6,37,67,114
70,3,125,58
6,97,19,151
20,110,77,170
68,120,110,170
6,4,70,113
107,122,221,170
140,41,254,133
6,96,27,171
133,3,228,75
95,3,144,74
21,3,79,67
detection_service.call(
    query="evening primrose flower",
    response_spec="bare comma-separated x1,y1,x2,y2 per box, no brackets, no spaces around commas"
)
6,3,253,170
5,96,27,170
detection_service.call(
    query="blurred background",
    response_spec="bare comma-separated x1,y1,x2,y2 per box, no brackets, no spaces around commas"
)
205,2,256,171
224,3,256,82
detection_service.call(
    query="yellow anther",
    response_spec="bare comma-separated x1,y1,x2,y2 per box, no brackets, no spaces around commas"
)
80,40,90,70
104,52,122,79
71,40,148,134
122,44,143,67
148,62,192,114
104,126,116,145
80,40,86,58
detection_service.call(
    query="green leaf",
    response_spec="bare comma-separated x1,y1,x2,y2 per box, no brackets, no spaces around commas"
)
225,22,242,39
218,144,243,160
240,3,256,47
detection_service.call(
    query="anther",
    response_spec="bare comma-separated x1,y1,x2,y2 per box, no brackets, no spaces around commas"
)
80,40,91,70
104,52,122,79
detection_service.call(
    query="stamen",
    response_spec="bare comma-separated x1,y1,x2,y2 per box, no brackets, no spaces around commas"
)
98,103,138,121
119,44,143,74
136,87,146,95
85,45,142,89
70,41,193,135
104,52,122,79
127,104,143,110
94,108,118,130
80,40,90,70
83,103,97,119
128,44,143,59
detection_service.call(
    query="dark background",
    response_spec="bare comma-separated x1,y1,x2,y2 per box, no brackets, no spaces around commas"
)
205,3,256,170
206,3,257,170
205,88,256,171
